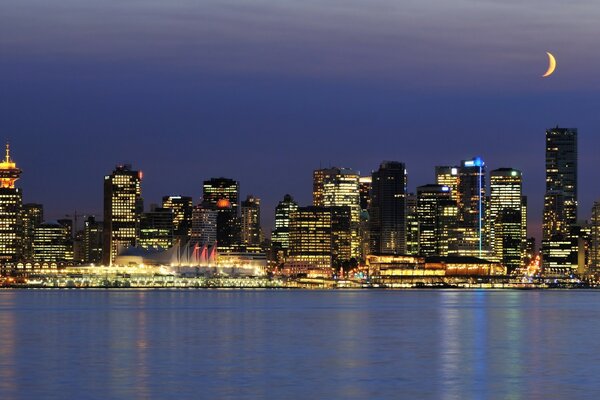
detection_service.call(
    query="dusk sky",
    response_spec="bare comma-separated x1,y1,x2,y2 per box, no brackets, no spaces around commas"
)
2,0,599,239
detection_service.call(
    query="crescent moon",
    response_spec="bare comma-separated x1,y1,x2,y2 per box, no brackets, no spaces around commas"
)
542,52,557,78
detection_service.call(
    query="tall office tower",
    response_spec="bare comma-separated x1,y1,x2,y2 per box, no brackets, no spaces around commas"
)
57,219,74,262
542,127,578,274
102,164,143,265
21,203,44,261
33,221,71,264
591,202,600,272
0,144,23,264
190,204,218,246
241,195,262,247
455,157,487,258
521,196,528,261
369,161,407,255
202,178,240,250
313,167,361,259
489,168,524,273
83,216,103,264
271,194,299,263
139,207,174,249
288,206,352,269
416,185,457,257
359,176,372,211
435,166,459,200
405,193,419,255
162,195,193,244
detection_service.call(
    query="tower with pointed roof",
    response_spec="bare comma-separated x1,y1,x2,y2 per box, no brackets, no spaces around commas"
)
0,142,23,264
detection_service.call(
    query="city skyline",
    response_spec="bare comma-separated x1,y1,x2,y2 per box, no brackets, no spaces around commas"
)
2,1,600,242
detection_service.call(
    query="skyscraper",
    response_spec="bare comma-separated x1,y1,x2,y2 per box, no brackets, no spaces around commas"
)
0,144,23,264
405,193,419,256
102,164,143,265
139,207,174,249
190,204,218,247
435,166,459,200
417,184,456,257
202,178,240,250
83,215,103,264
271,194,298,264
489,168,524,273
455,157,487,258
542,127,578,274
241,195,262,247
591,201,600,272
21,203,44,261
369,161,407,255
162,195,193,244
313,167,361,258
33,221,71,264
359,176,372,212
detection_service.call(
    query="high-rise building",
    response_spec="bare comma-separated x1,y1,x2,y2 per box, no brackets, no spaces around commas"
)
139,207,174,249
241,195,262,247
489,168,524,273
33,221,71,264
405,193,419,256
417,184,457,257
591,201,600,272
0,144,23,264
542,127,578,274
313,167,361,258
21,203,44,261
162,196,193,244
190,204,218,246
359,176,372,211
288,206,352,269
202,178,240,250
102,164,143,265
455,157,487,258
271,194,298,263
369,161,407,255
435,166,459,200
83,216,103,264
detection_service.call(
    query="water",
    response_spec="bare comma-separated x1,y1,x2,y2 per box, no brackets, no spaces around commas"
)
0,289,599,399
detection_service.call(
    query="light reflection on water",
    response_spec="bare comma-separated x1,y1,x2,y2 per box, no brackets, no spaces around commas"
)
0,289,599,399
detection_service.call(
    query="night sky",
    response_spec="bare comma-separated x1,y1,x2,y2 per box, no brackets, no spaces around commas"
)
2,0,599,240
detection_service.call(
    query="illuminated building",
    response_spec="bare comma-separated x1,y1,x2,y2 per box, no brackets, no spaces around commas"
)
435,166,459,200
33,221,71,264
369,161,407,255
139,207,174,249
455,157,488,258
271,194,298,263
83,216,103,264
313,167,360,258
591,202,600,272
417,184,457,257
359,176,372,211
489,168,524,274
203,178,240,250
542,127,578,274
0,143,23,264
102,164,143,265
405,194,419,255
162,195,193,244
241,195,262,247
190,204,218,246
288,206,351,269
21,203,44,261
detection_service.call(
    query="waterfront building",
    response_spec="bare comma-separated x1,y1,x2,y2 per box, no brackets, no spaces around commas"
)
139,207,174,249
202,178,240,250
288,206,351,269
83,215,103,264
417,184,457,257
313,167,361,258
489,168,524,274
542,127,578,275
102,164,143,265
33,221,71,264
162,195,193,244
455,157,488,258
0,144,23,264
405,193,419,256
592,202,600,272
435,166,459,200
21,203,44,261
369,161,407,255
271,194,298,263
241,195,262,247
190,204,218,246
